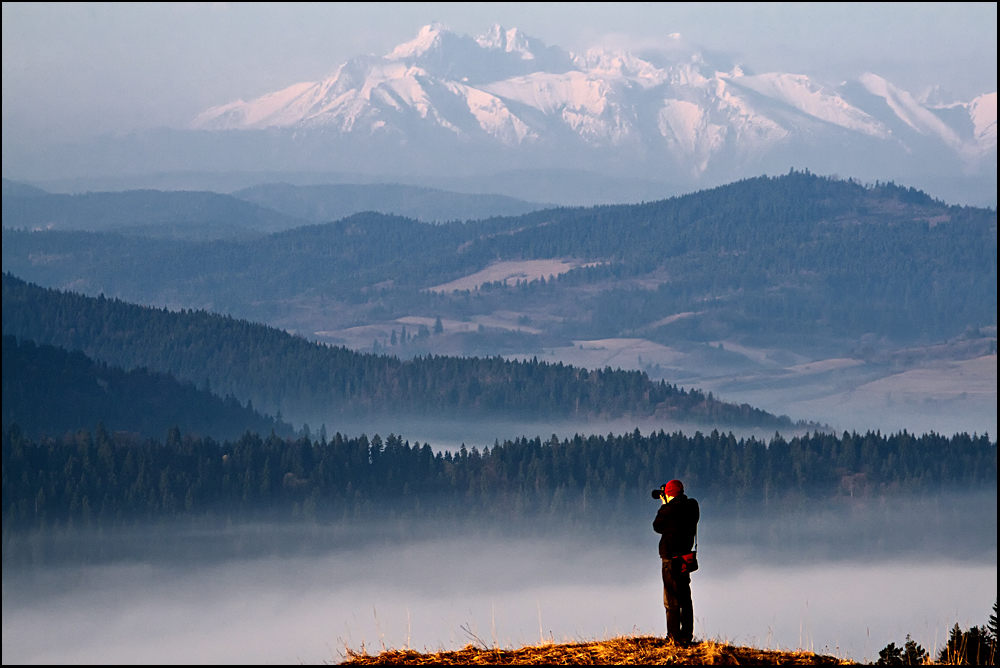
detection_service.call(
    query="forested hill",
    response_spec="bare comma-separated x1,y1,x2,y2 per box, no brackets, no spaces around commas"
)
2,335,291,440
232,182,545,223
1,189,305,240
3,172,995,348
1,274,789,428
1,178,48,198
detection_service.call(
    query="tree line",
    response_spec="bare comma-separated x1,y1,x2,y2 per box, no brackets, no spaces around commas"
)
878,602,997,665
4,424,994,532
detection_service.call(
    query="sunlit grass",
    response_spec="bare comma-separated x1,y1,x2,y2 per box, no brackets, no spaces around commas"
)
339,634,854,665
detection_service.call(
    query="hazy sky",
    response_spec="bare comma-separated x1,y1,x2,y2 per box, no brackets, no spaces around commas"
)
2,3,996,146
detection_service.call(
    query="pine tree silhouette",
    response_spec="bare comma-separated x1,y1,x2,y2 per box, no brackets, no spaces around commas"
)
989,599,997,644
877,635,927,665
939,623,994,665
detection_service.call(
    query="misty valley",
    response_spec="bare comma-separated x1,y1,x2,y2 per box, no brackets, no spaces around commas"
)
2,495,996,663
2,172,996,664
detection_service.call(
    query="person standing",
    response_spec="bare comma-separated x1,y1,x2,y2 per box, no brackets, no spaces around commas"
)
653,478,700,645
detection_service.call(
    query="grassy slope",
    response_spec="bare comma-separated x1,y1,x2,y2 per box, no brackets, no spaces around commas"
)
340,636,852,665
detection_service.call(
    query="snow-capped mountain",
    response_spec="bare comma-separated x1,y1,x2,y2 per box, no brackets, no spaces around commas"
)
191,24,993,185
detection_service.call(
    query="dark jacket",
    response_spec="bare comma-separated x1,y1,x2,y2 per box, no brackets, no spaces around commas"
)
653,493,699,559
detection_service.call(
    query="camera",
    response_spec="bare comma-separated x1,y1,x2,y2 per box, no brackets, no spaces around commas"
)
651,486,665,499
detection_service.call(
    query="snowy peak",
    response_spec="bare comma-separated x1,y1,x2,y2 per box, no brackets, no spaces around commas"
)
379,24,573,83
968,92,997,150
731,72,889,138
191,23,997,177
386,23,448,60
475,24,536,60
858,72,994,156
577,49,677,88
860,73,957,140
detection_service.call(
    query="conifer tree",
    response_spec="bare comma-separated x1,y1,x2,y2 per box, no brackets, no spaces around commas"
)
939,623,994,665
990,600,998,641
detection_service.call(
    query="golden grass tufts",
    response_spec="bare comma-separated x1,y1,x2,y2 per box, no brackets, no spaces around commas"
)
340,635,855,665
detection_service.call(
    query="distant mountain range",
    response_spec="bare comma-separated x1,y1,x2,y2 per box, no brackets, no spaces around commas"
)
1,178,548,238
189,23,995,194
7,24,995,207
0,185,303,240
232,182,546,223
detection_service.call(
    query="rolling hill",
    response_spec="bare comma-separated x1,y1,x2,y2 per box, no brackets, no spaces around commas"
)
1,187,305,240
233,182,546,223
4,172,995,353
1,274,789,428
2,335,290,440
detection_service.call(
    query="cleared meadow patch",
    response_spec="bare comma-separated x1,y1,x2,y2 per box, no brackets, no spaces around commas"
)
425,259,585,293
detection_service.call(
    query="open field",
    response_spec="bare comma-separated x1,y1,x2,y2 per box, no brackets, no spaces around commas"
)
425,259,587,293
714,353,998,437
510,338,998,436
341,636,852,665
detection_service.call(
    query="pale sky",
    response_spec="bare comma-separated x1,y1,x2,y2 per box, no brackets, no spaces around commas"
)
2,2,996,146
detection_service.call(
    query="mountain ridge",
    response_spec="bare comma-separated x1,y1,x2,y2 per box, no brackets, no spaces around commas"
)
0,188,306,240
232,182,548,223
0,180,550,238
191,23,996,183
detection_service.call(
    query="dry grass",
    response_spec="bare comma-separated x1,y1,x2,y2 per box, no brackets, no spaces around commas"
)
424,259,581,293
340,635,855,665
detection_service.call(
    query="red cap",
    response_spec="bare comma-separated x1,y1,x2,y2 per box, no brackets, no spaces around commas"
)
664,479,684,497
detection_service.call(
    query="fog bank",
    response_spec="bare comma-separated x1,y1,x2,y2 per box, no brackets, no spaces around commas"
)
3,494,996,663
4,541,994,663
314,414,804,455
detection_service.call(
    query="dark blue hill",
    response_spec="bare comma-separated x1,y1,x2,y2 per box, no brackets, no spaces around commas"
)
2,335,290,440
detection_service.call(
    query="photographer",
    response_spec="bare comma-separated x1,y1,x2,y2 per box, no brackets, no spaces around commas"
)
652,479,700,645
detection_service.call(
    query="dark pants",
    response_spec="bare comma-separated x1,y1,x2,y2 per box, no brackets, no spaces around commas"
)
661,557,693,643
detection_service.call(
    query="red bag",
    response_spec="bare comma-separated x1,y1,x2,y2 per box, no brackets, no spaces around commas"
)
678,551,699,573
677,530,699,573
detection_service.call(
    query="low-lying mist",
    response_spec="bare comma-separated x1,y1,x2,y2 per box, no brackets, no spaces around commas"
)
309,415,805,454
3,492,995,664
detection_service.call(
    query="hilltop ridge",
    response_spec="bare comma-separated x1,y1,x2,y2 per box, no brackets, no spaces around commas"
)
340,636,853,665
